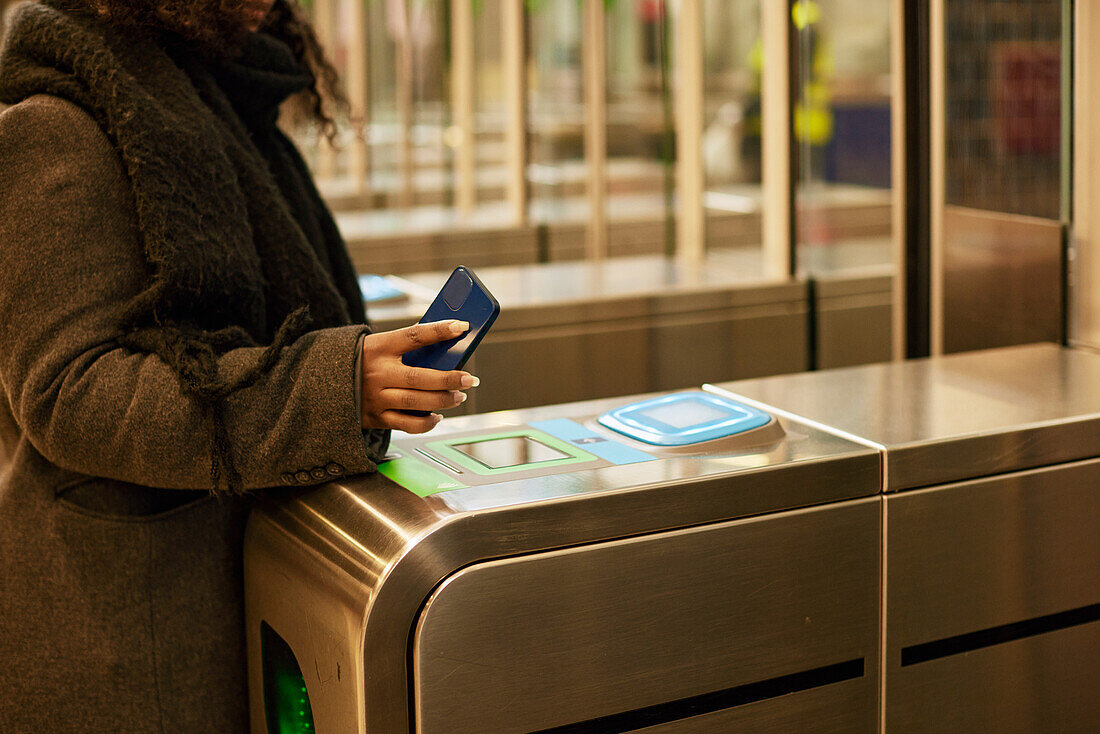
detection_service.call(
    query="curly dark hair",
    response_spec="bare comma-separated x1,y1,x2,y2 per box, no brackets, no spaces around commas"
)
261,0,344,141
59,0,346,138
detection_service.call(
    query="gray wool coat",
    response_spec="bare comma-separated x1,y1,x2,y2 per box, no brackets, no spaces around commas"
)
0,95,384,732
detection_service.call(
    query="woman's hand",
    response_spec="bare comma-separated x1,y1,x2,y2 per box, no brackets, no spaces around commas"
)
360,320,480,433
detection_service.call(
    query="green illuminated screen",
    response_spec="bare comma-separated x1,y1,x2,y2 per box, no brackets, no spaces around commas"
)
261,622,315,734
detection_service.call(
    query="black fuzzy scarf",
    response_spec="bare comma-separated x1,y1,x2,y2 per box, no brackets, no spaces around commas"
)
0,2,366,490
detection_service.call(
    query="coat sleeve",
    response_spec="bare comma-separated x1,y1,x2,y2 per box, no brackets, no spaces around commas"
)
0,95,387,490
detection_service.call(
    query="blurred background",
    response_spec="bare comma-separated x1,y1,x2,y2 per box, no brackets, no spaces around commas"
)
0,0,1072,410
278,0,896,274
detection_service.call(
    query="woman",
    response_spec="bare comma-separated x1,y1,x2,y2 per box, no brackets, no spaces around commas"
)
0,1,473,730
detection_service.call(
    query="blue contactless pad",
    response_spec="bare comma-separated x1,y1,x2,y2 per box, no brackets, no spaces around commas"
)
597,391,771,446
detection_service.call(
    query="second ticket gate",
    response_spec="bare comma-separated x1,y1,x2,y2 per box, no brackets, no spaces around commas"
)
731,342,1100,733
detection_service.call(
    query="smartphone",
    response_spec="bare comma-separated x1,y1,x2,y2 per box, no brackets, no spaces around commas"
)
402,266,500,375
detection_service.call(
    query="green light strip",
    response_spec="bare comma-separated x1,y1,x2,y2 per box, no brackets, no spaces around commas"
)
274,671,314,734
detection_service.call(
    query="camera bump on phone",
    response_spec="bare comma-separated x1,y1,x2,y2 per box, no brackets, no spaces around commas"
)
442,270,474,311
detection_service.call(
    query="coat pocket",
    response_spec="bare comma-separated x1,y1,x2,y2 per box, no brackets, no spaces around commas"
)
41,479,252,731
54,476,212,521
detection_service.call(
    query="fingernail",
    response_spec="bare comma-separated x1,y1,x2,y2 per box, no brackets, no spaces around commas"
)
452,320,470,333
460,374,480,388
453,391,468,404
431,413,443,423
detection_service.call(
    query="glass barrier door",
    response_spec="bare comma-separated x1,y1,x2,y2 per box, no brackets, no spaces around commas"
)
794,0,898,368
933,0,1067,354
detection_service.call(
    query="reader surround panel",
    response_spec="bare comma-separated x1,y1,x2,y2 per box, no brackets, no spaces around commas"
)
426,429,598,477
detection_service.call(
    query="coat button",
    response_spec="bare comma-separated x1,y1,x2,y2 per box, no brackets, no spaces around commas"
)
294,470,311,484
281,472,296,485
326,462,345,476
310,466,327,480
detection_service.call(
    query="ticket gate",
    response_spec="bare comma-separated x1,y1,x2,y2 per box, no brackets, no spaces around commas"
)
729,343,1100,733
245,390,882,733
246,343,1100,733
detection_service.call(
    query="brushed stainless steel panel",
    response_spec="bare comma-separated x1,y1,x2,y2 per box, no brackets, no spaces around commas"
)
886,459,1100,732
245,510,376,734
942,206,1062,354
1074,1,1100,352
886,458,1100,650
816,298,893,369
470,320,650,412
650,304,809,390
812,268,894,299
413,499,881,734
633,678,875,734
814,268,894,370
887,619,1100,733
650,280,809,314
719,343,1100,490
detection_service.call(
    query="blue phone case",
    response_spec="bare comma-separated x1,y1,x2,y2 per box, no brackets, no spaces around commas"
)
401,266,500,374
